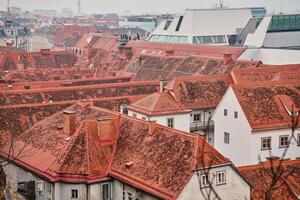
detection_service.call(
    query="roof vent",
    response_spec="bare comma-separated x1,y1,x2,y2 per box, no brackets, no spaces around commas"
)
126,161,134,168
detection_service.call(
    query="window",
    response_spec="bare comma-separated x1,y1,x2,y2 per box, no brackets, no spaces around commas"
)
132,113,137,117
224,132,230,144
234,111,238,119
101,183,110,200
46,182,51,194
224,109,228,116
298,134,300,146
127,192,134,200
142,116,147,121
193,35,227,44
167,118,174,128
163,20,172,30
71,189,78,199
279,135,289,148
36,181,44,193
261,137,271,150
216,171,226,185
175,16,184,31
200,173,210,188
193,114,201,122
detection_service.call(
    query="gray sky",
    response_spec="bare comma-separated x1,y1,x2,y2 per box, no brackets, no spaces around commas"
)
1,0,300,15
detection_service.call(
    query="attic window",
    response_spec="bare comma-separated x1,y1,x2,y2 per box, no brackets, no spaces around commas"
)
175,16,184,31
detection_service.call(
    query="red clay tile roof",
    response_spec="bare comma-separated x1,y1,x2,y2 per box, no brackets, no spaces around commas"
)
0,103,117,183
231,64,300,84
109,117,231,199
0,50,78,71
126,91,191,116
232,80,300,130
132,54,260,81
166,74,234,110
238,159,300,200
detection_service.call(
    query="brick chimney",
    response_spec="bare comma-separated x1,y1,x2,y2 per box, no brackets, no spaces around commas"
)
148,120,157,135
63,110,76,136
160,80,167,92
97,116,117,141
118,46,133,59
223,53,233,65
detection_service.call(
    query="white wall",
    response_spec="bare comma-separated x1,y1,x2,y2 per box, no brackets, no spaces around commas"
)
263,31,300,48
212,87,252,166
128,110,190,133
250,129,300,164
178,165,250,200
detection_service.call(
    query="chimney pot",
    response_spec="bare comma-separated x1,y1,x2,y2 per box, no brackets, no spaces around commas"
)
159,80,167,93
63,110,76,136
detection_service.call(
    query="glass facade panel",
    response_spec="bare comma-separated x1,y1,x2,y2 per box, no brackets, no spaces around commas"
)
148,34,188,44
193,35,227,44
268,14,300,32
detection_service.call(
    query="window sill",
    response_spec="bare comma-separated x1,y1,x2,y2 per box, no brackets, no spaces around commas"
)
216,183,226,186
261,148,272,151
279,145,289,149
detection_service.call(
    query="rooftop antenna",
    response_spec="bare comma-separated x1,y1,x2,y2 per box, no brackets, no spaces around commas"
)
7,0,11,16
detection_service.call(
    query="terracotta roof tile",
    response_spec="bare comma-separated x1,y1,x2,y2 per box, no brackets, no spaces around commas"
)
238,160,300,200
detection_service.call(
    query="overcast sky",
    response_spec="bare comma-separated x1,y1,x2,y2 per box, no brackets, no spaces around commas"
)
1,0,300,15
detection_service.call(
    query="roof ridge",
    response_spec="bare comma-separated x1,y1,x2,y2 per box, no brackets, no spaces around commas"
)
85,122,91,176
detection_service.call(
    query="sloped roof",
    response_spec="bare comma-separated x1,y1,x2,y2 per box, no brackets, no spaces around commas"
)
232,80,300,130
1,103,232,196
0,104,116,183
231,64,300,84
238,159,300,200
126,91,191,116
110,117,231,199
132,54,260,81
166,74,234,110
0,50,78,71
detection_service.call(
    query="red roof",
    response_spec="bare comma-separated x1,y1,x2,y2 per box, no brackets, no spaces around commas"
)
232,80,300,131
126,91,191,116
110,117,231,199
1,103,232,196
238,159,300,200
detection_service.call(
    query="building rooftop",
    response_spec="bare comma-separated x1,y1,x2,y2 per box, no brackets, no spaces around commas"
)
232,80,300,131
238,159,300,200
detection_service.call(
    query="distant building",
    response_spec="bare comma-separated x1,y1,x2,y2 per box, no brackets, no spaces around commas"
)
250,7,267,17
148,8,260,45
61,8,74,18
244,14,300,48
119,16,157,32
34,9,57,18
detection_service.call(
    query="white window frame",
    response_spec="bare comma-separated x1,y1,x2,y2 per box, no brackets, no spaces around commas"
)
216,171,226,185
36,181,44,193
200,173,210,188
167,117,174,128
71,189,78,199
261,137,271,150
193,113,201,122
224,132,230,144
279,135,289,148
224,109,228,116
100,183,111,200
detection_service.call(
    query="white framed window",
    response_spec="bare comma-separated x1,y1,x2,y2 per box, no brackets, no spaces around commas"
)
224,132,230,144
261,137,271,150
234,111,238,119
216,171,226,185
101,183,111,200
36,181,44,193
71,189,78,199
200,173,210,188
167,118,174,128
224,109,228,116
193,114,201,122
279,135,289,148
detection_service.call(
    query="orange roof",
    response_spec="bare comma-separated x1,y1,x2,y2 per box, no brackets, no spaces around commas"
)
110,116,231,199
167,74,234,109
238,159,300,200
1,103,232,197
232,80,300,131
126,91,191,116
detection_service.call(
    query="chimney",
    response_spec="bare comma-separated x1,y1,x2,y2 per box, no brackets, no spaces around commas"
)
40,49,50,55
148,120,157,135
165,50,175,56
119,46,133,59
160,80,167,92
17,57,24,70
63,110,76,136
223,53,233,65
97,116,117,141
